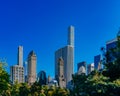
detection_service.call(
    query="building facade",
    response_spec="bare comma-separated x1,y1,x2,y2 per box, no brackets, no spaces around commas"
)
18,46,23,66
55,26,74,87
37,71,47,85
77,61,86,75
10,46,24,84
10,65,24,84
56,57,66,88
87,63,94,74
94,55,102,70
27,50,37,85
106,38,117,51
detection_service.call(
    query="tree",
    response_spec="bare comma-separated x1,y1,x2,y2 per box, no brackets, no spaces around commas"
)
19,83,30,96
102,33,120,81
0,61,10,95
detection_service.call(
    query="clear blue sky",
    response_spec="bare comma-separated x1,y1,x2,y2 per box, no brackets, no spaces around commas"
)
0,0,120,78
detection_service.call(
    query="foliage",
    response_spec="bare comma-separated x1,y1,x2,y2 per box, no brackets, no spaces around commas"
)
71,32,120,96
0,61,10,95
102,35,120,81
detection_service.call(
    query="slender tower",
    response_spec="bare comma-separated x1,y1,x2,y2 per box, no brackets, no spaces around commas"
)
68,25,74,46
55,25,74,88
18,46,23,66
27,50,37,85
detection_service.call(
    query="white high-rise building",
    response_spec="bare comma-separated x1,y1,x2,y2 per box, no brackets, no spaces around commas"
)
68,26,74,46
87,63,94,74
18,46,23,66
10,65,24,84
10,46,24,84
55,26,74,88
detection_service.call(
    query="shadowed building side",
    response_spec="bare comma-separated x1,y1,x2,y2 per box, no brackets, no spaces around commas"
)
37,71,47,85
56,57,66,88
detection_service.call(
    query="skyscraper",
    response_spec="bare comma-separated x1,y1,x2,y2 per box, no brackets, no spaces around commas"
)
18,46,23,66
77,61,86,75
94,55,102,70
10,65,24,84
37,71,47,85
55,26,74,87
106,38,117,51
68,26,74,46
27,50,37,85
87,63,94,74
10,46,24,84
56,57,66,88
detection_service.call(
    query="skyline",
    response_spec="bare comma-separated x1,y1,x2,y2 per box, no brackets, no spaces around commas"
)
0,0,120,77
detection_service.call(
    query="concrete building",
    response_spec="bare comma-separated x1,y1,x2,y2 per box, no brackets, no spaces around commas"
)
18,46,23,66
77,61,86,75
55,26,74,87
94,55,102,70
56,57,66,88
10,46,24,84
10,65,24,84
87,63,94,74
27,50,37,85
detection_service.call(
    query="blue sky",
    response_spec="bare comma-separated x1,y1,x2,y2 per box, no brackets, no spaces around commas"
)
0,0,120,78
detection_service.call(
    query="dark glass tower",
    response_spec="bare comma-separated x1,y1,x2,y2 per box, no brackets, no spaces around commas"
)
37,71,47,85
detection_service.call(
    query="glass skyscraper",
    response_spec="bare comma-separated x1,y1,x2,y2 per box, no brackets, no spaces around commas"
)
94,55,102,70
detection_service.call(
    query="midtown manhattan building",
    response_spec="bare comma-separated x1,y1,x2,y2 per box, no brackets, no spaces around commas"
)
106,38,117,51
87,63,94,74
18,46,23,66
10,46,24,84
55,26,74,87
37,71,47,85
106,28,120,50
77,61,86,75
10,65,24,84
27,50,37,85
56,57,66,88
94,55,102,70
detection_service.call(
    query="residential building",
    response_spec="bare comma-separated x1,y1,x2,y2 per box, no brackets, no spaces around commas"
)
77,61,86,75
10,65,24,84
27,50,37,85
56,57,66,88
10,46,24,84
18,46,23,66
87,63,94,74
55,26,74,88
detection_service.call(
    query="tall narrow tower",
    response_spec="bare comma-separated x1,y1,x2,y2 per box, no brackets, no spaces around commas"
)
55,25,74,88
18,46,23,66
27,50,37,85
68,25,74,46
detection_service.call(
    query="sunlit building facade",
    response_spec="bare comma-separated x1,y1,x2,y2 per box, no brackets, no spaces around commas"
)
27,51,37,85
